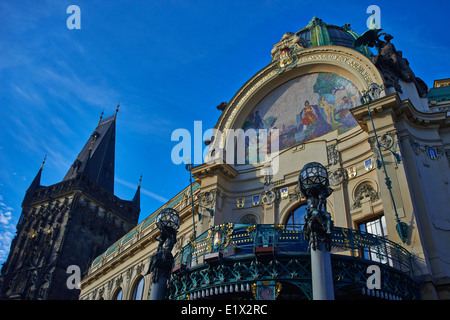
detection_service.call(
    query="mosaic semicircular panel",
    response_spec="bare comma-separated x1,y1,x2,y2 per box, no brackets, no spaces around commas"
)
242,72,362,154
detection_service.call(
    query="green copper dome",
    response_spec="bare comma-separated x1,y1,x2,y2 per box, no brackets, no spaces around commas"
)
297,17,373,58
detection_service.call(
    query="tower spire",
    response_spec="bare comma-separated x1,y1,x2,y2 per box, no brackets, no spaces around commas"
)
23,155,46,205
63,110,117,193
40,154,47,170
97,109,105,126
114,102,120,118
132,173,142,209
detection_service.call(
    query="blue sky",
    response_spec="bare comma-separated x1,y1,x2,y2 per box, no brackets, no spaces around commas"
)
0,0,449,265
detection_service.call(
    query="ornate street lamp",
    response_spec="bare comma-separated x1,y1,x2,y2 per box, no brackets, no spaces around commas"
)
298,162,334,249
156,207,180,237
149,208,180,300
298,162,334,300
299,162,333,202
361,83,408,243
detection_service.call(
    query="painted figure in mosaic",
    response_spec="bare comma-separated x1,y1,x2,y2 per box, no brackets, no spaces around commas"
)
318,95,336,125
297,100,331,140
334,95,358,128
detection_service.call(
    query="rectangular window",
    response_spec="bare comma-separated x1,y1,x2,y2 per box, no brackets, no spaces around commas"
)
358,215,391,266
358,215,387,238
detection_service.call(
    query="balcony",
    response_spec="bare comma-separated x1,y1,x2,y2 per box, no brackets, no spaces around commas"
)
168,223,421,300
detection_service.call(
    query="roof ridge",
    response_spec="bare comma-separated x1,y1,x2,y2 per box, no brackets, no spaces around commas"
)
98,114,116,126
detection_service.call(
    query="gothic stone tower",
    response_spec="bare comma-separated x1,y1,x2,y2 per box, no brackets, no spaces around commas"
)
0,110,140,300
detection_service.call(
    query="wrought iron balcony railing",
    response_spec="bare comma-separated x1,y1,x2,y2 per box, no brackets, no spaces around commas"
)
173,223,418,278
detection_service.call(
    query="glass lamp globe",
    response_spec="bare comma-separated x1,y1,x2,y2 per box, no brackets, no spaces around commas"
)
298,162,331,198
156,208,180,231
185,163,194,172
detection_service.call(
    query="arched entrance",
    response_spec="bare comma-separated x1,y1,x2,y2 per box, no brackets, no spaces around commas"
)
284,203,308,230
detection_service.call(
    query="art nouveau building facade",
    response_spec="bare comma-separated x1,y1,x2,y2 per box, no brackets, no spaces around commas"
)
79,17,450,300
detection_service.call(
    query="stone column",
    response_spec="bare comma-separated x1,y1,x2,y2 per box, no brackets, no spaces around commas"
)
310,241,335,300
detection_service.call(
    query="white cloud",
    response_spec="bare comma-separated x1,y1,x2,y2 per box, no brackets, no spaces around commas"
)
115,177,168,203
0,230,15,264
0,197,16,264
0,210,12,225
0,198,14,225
140,188,169,204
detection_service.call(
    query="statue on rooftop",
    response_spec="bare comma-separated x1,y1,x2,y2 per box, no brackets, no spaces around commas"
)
353,18,428,97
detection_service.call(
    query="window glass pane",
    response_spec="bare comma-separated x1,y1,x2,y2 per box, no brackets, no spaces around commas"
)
381,215,387,237
374,219,382,236
362,247,370,260
115,289,122,300
359,223,366,233
366,220,374,234
132,278,145,300
286,205,308,226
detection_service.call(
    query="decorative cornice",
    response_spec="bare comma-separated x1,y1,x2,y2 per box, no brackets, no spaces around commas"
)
191,162,238,180
351,93,449,132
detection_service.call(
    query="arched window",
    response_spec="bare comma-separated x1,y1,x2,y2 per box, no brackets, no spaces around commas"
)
113,288,123,300
285,204,308,230
239,214,257,224
131,277,145,300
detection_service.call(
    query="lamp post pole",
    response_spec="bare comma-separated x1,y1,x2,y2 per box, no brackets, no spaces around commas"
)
299,162,335,300
149,252,173,300
361,84,408,243
186,162,196,240
148,208,180,300
309,218,335,300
